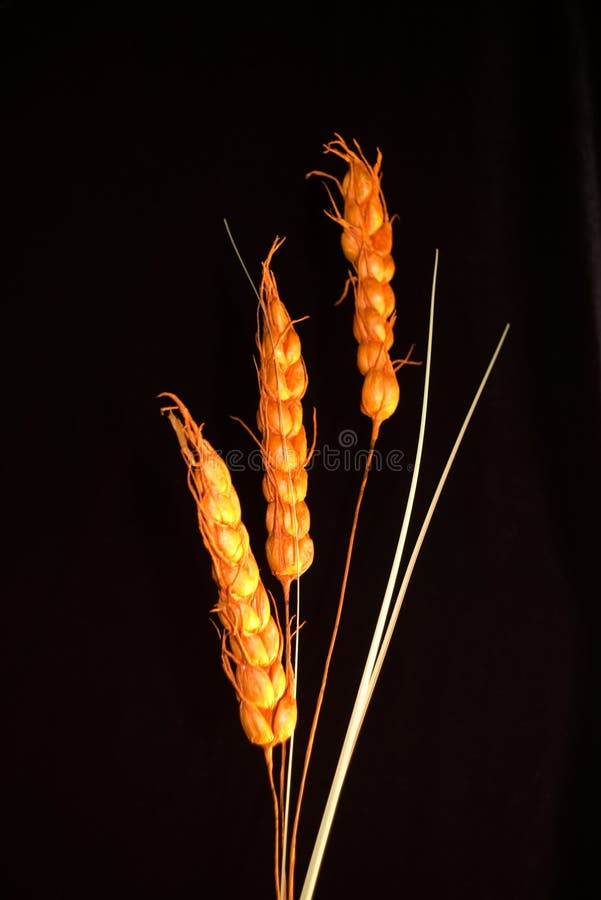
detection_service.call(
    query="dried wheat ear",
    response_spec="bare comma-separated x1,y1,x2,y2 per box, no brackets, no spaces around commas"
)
256,237,314,591
308,133,419,441
159,393,297,749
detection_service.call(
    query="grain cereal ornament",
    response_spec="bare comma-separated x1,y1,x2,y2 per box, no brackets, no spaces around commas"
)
308,134,420,441
159,392,297,753
157,134,510,900
255,237,314,594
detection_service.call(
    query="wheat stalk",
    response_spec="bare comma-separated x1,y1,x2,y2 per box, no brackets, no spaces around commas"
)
299,305,510,899
158,392,296,898
254,236,315,894
158,135,510,900
216,226,316,897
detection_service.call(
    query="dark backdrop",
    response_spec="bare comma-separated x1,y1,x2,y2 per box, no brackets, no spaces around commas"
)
3,3,600,899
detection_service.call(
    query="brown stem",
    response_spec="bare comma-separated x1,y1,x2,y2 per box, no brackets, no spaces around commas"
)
286,435,377,900
280,577,291,846
265,747,282,900
282,579,292,681
279,741,287,879
279,578,293,895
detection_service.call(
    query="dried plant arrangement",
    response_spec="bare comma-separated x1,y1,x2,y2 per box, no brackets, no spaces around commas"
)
159,134,510,900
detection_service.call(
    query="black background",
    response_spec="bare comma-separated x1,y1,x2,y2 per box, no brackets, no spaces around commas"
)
3,3,601,899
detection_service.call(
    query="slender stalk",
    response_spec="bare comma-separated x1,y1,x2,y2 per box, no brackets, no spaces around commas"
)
300,313,510,899
364,321,511,709
298,248,439,900
222,220,304,900
278,577,296,899
265,748,282,900
287,437,377,900
280,575,301,900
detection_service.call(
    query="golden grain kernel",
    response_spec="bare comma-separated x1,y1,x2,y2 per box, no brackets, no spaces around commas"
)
200,454,231,496
358,250,395,283
360,367,400,423
266,500,310,538
261,473,275,503
239,701,274,746
264,359,292,402
268,427,308,471
266,532,314,578
284,357,308,399
268,297,290,335
236,601,262,634
215,599,261,635
214,522,247,563
300,532,314,568
351,312,370,345
344,197,364,229
236,663,276,708
199,490,241,526
265,466,308,505
269,659,287,702
264,503,276,536
359,278,395,318
357,341,388,375
216,552,260,599
250,583,271,631
263,398,292,437
263,397,303,438
371,220,393,255
364,197,384,236
271,693,297,745
258,616,282,665
343,164,372,205
280,329,302,367
229,631,272,668
353,306,389,345
341,227,361,263
264,433,303,473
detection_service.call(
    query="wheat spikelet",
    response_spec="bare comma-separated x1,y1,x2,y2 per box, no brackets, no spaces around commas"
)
256,238,314,592
309,134,417,441
159,392,296,749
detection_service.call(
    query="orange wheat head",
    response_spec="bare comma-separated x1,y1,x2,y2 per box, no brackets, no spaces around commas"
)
159,393,296,754
308,134,419,441
256,237,314,596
